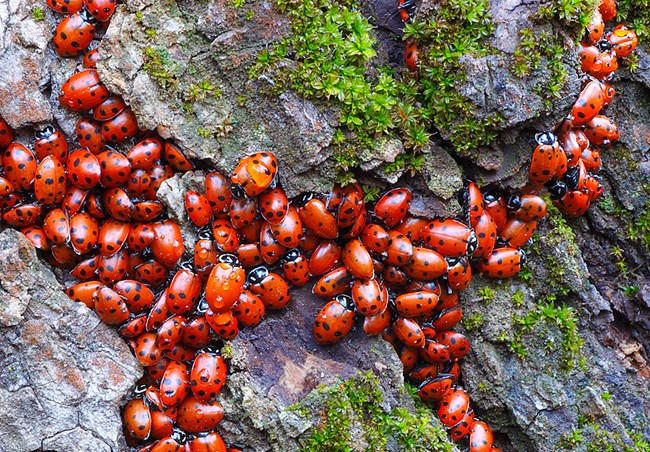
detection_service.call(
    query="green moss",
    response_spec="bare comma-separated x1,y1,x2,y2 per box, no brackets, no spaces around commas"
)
560,418,650,452
32,7,44,21
536,0,600,35
463,313,484,331
296,372,452,452
617,0,650,41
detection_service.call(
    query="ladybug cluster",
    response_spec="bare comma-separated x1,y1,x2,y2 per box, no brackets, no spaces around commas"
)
0,0,637,449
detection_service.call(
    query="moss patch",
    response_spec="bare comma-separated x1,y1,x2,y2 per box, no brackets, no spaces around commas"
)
293,372,452,452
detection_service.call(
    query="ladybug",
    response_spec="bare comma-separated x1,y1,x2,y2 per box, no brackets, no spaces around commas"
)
500,217,537,248
83,0,117,21
431,307,463,331
162,141,194,171
93,286,130,325
160,361,190,406
176,396,224,434
450,410,475,441
229,196,258,229
103,187,134,220
420,340,451,364
309,240,342,276
101,107,139,142
151,220,185,268
131,331,164,366
149,411,174,440
82,48,100,68
341,205,367,239
601,81,615,106
584,115,619,146
589,48,618,81
385,231,413,267
606,24,638,58
351,278,387,317
416,374,453,402
281,249,311,286
400,346,420,373
259,187,290,225
127,222,154,252
145,164,175,200
336,186,364,229
43,208,70,245
97,149,132,188
69,211,99,255
182,317,213,349
212,219,240,253
471,211,497,259
188,432,227,452
462,181,485,227
584,174,604,202
554,190,591,216
570,80,604,126
269,205,303,248
65,280,103,309
235,243,263,269
150,435,185,452
146,357,170,382
97,249,129,284
403,247,447,281
299,198,338,239
583,9,604,45
21,226,51,251
394,291,439,318
469,420,494,452
193,239,218,277
599,0,616,21
580,147,601,173
34,156,66,205
404,39,418,72
122,399,152,441
363,309,391,336
438,331,470,360
76,117,105,154
93,95,126,122
84,192,105,219
476,247,524,279
421,218,477,258
35,125,69,164
98,219,130,256
0,115,14,149
360,223,389,253
166,342,199,362
119,315,147,338
558,129,587,167
167,270,202,315
397,0,416,22
2,204,42,228
437,388,470,427
4,142,37,191
483,191,508,232
446,256,472,291
511,194,547,222
529,132,560,189
52,10,97,57
185,190,213,227
127,138,163,170
205,308,240,340
313,295,356,345
393,316,425,348
205,171,233,215
232,289,266,327
205,262,246,312
247,266,292,309
190,350,227,401
68,149,102,189
373,188,412,227
126,169,151,199
230,152,278,198
146,290,172,331
259,222,285,265
113,279,155,314
342,238,374,280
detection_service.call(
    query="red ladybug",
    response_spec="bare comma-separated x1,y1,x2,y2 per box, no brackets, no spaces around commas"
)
151,220,185,268
351,278,387,316
68,149,102,189
483,192,507,231
583,9,604,45
182,317,213,349
336,186,364,229
313,295,356,345
476,247,524,279
500,218,537,248
416,374,453,402
342,238,374,280
113,279,155,314
373,188,412,227
101,108,139,142
69,212,99,255
98,219,130,256
395,291,439,318
397,0,415,21
438,331,470,360
190,350,227,401
299,198,338,239
584,115,619,146
437,388,471,427
93,95,126,122
232,289,266,327
176,396,224,434
385,231,413,267
4,143,37,191
309,240,341,276
259,222,285,265
230,152,278,198
529,132,560,189
43,208,70,245
167,270,202,314
76,117,105,154
393,316,425,347
270,205,303,248
97,149,132,188
248,266,292,309
511,194,547,222
160,360,190,406
446,256,472,291
363,309,391,336
53,10,96,57
3,204,42,228
606,24,637,58
83,0,117,21
259,187,289,225
93,286,130,325
0,115,14,149
97,249,129,284
34,156,66,205
469,420,494,452
281,249,311,286
403,247,447,281
162,141,194,171
450,410,475,441
554,189,591,216
35,126,69,164
205,171,233,214
558,128,588,167
205,308,239,339
471,211,497,259
188,432,227,452
131,331,164,366
360,223,389,253
123,399,151,441
599,0,616,21
205,262,246,312
131,200,164,222
570,80,604,126
46,0,84,13
229,196,258,229
421,218,477,258
127,138,163,170
212,219,240,253
65,280,102,308
185,190,213,227
22,226,51,251
405,39,418,72
82,48,100,68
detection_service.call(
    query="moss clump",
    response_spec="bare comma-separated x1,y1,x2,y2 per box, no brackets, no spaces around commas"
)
559,416,650,451
32,7,44,21
295,372,452,452
617,0,650,41
536,0,600,35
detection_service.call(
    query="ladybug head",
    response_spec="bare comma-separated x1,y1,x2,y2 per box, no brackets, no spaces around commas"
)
495,236,509,248
519,249,527,265
196,295,210,314
335,294,355,311
597,39,612,52
563,166,580,191
482,190,500,204
535,132,557,146
466,232,478,256
133,384,147,395
198,226,213,241
171,428,188,444
230,183,247,200
218,253,240,267
179,259,194,271
200,345,219,355
35,125,55,140
79,8,99,25
282,248,301,264
546,180,568,200
247,266,269,286
506,195,521,212
294,192,316,207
